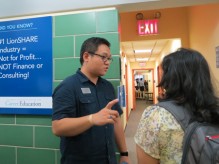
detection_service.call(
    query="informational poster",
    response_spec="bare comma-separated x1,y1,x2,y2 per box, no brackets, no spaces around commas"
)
0,16,53,115
117,85,126,107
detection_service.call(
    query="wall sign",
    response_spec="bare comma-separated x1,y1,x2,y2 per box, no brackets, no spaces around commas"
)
117,85,126,107
0,16,53,115
137,19,158,35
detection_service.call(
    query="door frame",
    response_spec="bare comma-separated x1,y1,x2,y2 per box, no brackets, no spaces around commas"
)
132,68,155,110
125,64,129,120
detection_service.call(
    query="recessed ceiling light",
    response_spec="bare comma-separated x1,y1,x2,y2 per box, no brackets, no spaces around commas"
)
134,49,151,53
136,58,149,61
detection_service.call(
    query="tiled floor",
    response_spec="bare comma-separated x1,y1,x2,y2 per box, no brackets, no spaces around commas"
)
125,99,152,164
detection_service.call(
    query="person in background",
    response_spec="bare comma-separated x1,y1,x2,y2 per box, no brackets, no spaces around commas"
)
144,80,148,92
136,78,140,90
139,78,145,98
134,48,219,164
52,37,130,164
134,79,138,90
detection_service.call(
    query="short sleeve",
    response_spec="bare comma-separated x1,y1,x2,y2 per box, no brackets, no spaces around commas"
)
52,81,76,120
134,105,162,159
134,105,184,163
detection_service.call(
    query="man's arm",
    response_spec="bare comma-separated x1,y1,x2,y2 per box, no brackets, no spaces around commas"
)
52,116,93,136
52,99,120,137
114,117,130,163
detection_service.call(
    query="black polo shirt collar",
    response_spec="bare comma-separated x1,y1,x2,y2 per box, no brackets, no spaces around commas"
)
76,68,104,84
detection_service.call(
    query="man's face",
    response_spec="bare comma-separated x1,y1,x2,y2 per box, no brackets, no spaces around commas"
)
87,44,112,77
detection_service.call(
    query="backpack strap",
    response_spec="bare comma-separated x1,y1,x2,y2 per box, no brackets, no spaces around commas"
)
157,101,192,131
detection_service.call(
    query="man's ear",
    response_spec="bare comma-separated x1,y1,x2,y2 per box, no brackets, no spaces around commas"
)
83,52,90,62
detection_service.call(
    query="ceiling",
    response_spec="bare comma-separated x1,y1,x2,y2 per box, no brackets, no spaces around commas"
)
121,39,171,63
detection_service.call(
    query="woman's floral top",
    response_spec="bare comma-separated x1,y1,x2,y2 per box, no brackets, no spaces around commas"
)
134,105,184,164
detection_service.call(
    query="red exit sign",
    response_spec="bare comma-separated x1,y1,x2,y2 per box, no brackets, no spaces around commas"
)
137,19,158,35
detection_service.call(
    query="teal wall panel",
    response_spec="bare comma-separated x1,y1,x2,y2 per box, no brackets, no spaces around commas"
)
16,115,52,126
55,12,96,36
35,127,59,149
0,125,33,146
17,148,56,164
96,10,119,33
0,115,15,124
55,150,61,164
0,146,16,164
53,37,74,58
54,58,81,80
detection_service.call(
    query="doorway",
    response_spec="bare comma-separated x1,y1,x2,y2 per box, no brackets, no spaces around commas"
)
132,68,154,110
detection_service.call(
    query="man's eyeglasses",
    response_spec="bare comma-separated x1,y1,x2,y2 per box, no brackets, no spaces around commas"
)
88,52,113,63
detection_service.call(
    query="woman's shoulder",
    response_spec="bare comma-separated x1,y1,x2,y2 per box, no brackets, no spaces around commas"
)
142,105,182,130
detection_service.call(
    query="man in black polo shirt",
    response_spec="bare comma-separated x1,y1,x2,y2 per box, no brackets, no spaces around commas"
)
52,37,129,164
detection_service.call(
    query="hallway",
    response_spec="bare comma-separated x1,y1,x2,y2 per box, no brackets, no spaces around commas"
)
124,99,152,164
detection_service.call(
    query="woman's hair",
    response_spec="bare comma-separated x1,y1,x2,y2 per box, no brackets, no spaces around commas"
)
80,37,110,65
158,48,219,123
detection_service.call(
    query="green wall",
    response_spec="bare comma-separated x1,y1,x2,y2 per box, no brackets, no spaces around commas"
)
0,9,121,164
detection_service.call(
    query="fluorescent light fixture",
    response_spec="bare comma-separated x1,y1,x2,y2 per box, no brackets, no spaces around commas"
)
136,58,149,61
134,49,151,53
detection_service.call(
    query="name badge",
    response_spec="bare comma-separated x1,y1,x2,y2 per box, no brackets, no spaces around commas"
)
81,88,91,94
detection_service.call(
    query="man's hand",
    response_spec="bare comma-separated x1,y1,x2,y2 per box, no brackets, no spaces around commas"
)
92,99,120,126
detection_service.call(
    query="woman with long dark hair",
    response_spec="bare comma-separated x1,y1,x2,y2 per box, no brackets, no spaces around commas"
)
134,48,219,164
